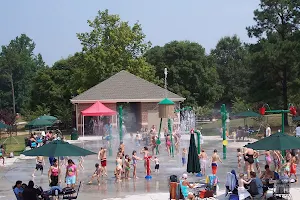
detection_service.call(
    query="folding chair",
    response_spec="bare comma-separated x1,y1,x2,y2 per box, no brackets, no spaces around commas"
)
63,181,82,200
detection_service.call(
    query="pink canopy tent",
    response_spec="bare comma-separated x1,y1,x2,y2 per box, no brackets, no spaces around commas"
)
81,101,116,137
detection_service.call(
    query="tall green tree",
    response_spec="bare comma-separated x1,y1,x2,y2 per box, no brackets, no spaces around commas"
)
145,41,223,106
211,35,250,103
247,0,300,125
0,34,44,114
76,9,157,91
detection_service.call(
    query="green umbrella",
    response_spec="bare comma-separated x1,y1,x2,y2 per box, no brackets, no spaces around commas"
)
234,111,261,126
187,133,200,173
22,140,96,157
25,118,54,128
0,122,10,129
245,132,300,150
38,115,57,122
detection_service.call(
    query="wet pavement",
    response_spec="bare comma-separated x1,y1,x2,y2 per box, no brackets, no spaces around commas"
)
0,134,299,199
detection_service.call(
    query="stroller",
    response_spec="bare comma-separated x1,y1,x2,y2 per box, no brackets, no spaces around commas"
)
225,170,238,197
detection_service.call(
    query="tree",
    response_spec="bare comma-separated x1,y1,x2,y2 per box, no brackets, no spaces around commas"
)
145,41,223,107
211,35,251,103
247,0,300,125
0,34,44,114
76,9,158,91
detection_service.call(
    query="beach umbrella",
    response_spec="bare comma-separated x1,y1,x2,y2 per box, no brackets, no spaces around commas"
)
38,115,57,122
187,132,201,173
22,140,96,157
234,111,261,126
0,122,10,129
25,118,54,128
245,132,300,150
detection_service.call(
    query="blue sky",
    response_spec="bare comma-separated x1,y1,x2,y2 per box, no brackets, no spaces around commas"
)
0,0,260,66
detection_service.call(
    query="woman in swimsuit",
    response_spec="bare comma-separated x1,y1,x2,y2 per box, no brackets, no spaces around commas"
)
244,147,254,178
132,150,142,179
48,158,61,186
140,147,149,174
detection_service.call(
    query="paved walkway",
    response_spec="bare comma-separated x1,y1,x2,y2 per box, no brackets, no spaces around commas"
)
0,135,299,200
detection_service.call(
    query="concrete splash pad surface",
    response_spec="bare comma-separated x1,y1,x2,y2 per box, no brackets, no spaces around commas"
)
0,135,299,199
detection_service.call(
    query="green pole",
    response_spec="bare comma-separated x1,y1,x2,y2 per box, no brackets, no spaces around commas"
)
118,106,123,144
221,104,227,159
195,130,201,154
281,111,285,134
168,118,174,157
156,118,162,155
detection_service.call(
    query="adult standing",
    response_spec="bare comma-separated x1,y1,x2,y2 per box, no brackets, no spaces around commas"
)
265,125,271,137
65,159,78,188
48,158,61,187
244,147,255,178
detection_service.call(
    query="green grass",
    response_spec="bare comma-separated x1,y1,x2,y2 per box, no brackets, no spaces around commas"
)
0,135,27,156
0,133,72,156
197,114,297,136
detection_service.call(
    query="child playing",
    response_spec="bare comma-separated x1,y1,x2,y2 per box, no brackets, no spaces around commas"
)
238,173,252,199
124,155,131,179
135,134,140,147
282,159,291,176
182,148,187,167
237,148,243,173
78,156,84,170
88,163,101,185
153,156,159,173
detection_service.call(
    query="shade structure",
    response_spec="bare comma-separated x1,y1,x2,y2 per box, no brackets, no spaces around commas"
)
234,111,261,118
38,115,57,122
0,122,10,129
25,118,54,128
81,101,116,116
81,101,116,137
245,132,300,150
187,133,200,173
22,140,96,157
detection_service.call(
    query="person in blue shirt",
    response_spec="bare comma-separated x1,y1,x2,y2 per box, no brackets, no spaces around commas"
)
13,180,24,200
180,174,195,199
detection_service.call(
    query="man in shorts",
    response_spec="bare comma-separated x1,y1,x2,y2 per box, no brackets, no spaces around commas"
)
98,147,107,176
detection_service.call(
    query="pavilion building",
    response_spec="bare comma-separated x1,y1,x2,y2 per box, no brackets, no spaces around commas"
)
70,70,185,135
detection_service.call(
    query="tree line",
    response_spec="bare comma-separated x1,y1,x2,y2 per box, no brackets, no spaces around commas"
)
1,0,300,126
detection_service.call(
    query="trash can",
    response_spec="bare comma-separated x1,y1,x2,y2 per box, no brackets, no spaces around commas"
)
169,175,179,200
71,128,78,140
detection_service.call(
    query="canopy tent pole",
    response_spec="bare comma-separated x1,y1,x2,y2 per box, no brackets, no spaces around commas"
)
83,115,85,138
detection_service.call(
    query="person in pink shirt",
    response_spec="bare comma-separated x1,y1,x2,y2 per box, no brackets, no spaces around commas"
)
65,159,78,188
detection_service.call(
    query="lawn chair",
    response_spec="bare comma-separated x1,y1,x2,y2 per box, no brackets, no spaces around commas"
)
63,181,81,200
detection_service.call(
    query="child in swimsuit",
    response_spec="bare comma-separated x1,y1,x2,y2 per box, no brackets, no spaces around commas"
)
237,148,243,173
124,155,131,179
265,151,272,166
88,163,101,185
153,156,160,173
0,145,5,166
182,148,187,167
253,150,261,174
283,159,291,176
